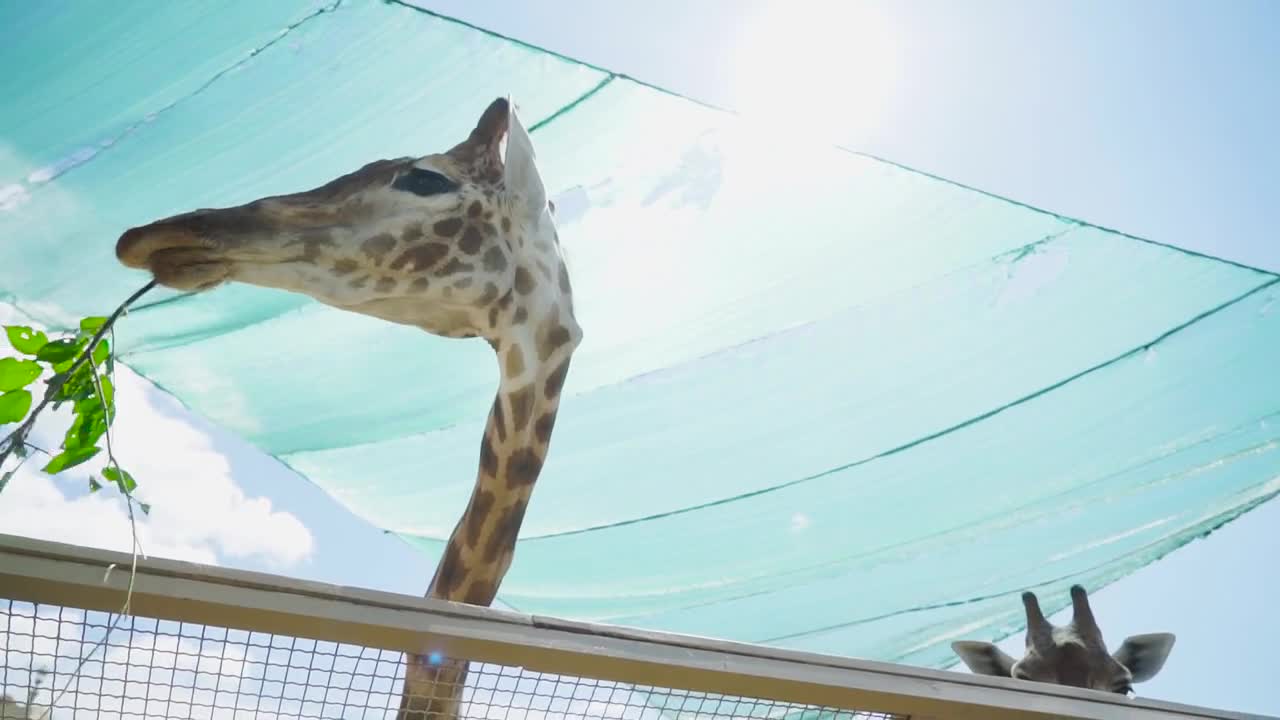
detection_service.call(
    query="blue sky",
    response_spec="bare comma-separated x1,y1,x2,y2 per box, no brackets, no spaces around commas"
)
419,0,1279,275
2,1,1277,716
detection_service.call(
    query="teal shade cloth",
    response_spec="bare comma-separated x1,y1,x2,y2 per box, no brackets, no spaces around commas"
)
3,0,1278,674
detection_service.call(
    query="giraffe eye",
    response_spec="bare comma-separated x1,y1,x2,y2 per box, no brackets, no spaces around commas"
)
393,168,458,197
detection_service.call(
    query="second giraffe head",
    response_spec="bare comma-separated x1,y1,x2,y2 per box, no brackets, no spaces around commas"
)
951,584,1176,695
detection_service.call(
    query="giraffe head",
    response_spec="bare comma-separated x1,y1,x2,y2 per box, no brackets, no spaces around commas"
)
951,585,1176,695
116,97,571,343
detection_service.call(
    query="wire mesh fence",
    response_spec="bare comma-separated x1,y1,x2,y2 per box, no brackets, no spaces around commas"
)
0,599,908,720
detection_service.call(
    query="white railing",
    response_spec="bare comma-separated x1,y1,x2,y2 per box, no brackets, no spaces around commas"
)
0,534,1267,720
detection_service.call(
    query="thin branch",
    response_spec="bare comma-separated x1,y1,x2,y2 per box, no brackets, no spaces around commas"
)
43,303,148,714
20,442,52,457
88,345,143,585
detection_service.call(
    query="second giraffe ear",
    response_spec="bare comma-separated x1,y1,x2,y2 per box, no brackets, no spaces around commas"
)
1113,633,1176,683
501,98,548,219
951,641,1016,677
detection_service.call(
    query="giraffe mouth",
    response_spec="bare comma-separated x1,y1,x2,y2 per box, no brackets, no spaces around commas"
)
147,247,232,291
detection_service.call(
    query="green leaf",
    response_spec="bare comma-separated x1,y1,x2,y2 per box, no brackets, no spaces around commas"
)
55,366,96,404
62,408,88,447
0,389,33,424
53,338,90,373
98,376,115,408
88,476,103,493
78,417,108,449
79,317,108,334
63,400,107,451
36,338,80,365
0,358,41,392
103,466,137,493
72,393,103,416
42,446,100,474
138,502,152,515
4,326,48,355
91,339,110,367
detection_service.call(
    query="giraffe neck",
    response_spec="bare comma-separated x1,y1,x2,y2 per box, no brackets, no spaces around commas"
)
428,339,575,603
398,291,580,720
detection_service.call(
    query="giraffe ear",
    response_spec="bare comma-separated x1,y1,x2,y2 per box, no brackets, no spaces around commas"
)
1113,633,1175,683
951,641,1016,677
501,98,548,218
468,97,510,153
452,97,510,179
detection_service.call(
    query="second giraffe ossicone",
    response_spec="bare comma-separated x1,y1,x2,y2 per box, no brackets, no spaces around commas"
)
116,97,582,719
952,584,1176,695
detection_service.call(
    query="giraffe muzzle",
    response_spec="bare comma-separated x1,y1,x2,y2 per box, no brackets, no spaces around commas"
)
116,223,229,291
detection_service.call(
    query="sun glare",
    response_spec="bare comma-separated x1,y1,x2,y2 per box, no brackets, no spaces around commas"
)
727,2,901,148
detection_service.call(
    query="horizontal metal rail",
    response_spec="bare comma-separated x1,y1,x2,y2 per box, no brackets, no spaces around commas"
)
0,533,1268,720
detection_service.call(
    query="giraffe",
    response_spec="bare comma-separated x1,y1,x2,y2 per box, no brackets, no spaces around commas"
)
951,585,1176,695
114,97,581,719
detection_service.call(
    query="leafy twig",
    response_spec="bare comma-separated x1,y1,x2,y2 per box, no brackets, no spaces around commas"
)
0,280,155,482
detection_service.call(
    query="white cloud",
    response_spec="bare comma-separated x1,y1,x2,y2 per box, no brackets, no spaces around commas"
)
0,183,29,212
0,304,314,568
